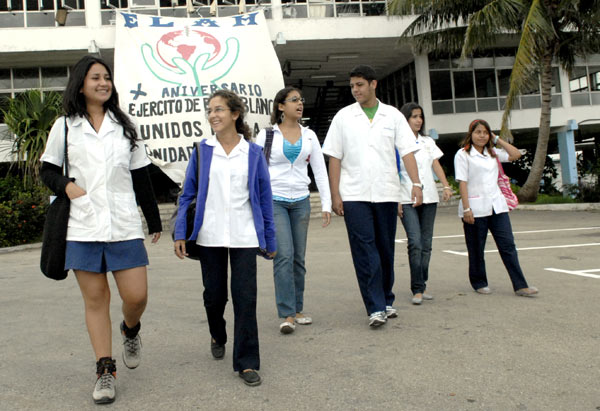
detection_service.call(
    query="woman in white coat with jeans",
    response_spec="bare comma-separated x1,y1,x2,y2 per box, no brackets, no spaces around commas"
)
398,103,452,305
454,119,538,297
256,86,332,334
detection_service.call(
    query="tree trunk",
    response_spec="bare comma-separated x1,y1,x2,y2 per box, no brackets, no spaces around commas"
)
516,52,553,203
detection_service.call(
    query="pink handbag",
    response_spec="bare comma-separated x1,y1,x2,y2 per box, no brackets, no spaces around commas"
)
496,156,518,210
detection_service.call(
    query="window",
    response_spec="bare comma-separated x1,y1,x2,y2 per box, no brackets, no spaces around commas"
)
453,71,475,98
429,71,451,100
475,69,497,98
570,58,600,106
0,66,69,123
378,62,418,109
429,49,562,114
42,67,68,88
0,0,83,27
13,68,39,89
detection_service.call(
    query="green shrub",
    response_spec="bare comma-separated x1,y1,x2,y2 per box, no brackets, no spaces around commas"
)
446,175,460,194
1,90,63,187
0,175,49,247
531,193,577,204
563,182,600,203
509,151,559,194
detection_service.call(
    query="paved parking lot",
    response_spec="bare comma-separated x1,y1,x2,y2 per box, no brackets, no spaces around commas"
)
1,206,599,410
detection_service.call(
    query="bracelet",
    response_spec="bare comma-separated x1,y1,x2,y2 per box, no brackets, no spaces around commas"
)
463,207,472,212
412,183,423,189
443,186,452,191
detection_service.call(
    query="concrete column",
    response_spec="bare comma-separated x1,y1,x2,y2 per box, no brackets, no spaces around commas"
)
414,54,433,123
557,119,578,193
84,0,102,29
558,65,571,109
271,0,283,20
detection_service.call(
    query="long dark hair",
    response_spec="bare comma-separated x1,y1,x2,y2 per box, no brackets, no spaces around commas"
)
63,55,138,150
460,119,496,158
208,90,251,140
270,86,301,125
400,102,426,135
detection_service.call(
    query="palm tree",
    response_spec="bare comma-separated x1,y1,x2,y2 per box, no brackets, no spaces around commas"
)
1,90,63,187
389,0,600,202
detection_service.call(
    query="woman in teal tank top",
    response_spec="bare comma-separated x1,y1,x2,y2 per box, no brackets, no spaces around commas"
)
256,87,332,335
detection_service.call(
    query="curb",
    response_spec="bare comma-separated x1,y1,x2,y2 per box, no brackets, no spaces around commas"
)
2,199,598,254
515,203,600,211
0,242,43,254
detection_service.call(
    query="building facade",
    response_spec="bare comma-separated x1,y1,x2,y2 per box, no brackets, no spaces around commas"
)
1,0,598,188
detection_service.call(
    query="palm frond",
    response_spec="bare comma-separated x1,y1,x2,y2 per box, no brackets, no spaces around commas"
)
463,0,525,57
391,0,488,32
500,0,556,135
402,27,469,55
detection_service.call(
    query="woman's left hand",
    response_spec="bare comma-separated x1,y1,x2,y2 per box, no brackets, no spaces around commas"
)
322,212,331,227
151,232,161,243
442,187,453,202
266,251,277,259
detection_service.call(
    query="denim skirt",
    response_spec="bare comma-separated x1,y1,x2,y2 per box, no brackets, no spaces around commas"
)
65,239,149,273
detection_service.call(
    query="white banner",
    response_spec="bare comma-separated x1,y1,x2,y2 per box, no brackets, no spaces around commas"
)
114,11,284,185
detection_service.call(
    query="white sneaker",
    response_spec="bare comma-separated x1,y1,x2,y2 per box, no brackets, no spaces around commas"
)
368,311,387,327
121,322,142,369
295,315,313,325
385,306,398,318
93,358,116,404
422,293,434,300
279,321,296,334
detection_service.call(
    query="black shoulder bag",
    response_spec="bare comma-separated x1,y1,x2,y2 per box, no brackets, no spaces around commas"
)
40,117,71,280
263,127,274,165
170,141,202,260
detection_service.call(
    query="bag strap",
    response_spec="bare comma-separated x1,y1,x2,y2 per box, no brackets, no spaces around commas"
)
194,140,210,193
493,150,507,177
263,127,274,166
63,116,70,178
194,141,201,182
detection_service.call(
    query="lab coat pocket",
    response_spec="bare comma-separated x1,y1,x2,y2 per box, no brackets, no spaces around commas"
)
379,127,395,144
113,192,142,224
111,138,132,168
69,195,96,228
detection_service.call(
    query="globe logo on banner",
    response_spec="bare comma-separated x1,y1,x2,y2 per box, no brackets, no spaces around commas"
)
114,11,285,185
156,30,221,69
143,28,239,95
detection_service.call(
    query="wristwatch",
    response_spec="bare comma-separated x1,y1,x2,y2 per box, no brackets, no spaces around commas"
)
412,183,423,189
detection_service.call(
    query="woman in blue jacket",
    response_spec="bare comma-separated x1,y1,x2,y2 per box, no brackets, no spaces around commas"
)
174,90,276,387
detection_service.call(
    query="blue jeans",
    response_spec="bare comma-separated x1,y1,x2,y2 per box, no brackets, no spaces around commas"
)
272,197,311,318
462,211,529,291
343,201,397,315
400,203,437,295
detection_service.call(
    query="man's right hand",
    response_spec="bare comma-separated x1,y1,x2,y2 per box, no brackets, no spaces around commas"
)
332,194,344,216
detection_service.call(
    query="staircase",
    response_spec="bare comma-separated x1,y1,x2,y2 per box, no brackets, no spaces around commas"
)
306,83,353,143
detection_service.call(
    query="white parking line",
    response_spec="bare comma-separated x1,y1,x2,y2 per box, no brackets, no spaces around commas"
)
544,268,600,279
395,226,600,243
442,242,600,257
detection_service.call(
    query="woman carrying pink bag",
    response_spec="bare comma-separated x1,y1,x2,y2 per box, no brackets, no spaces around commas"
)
454,119,538,297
